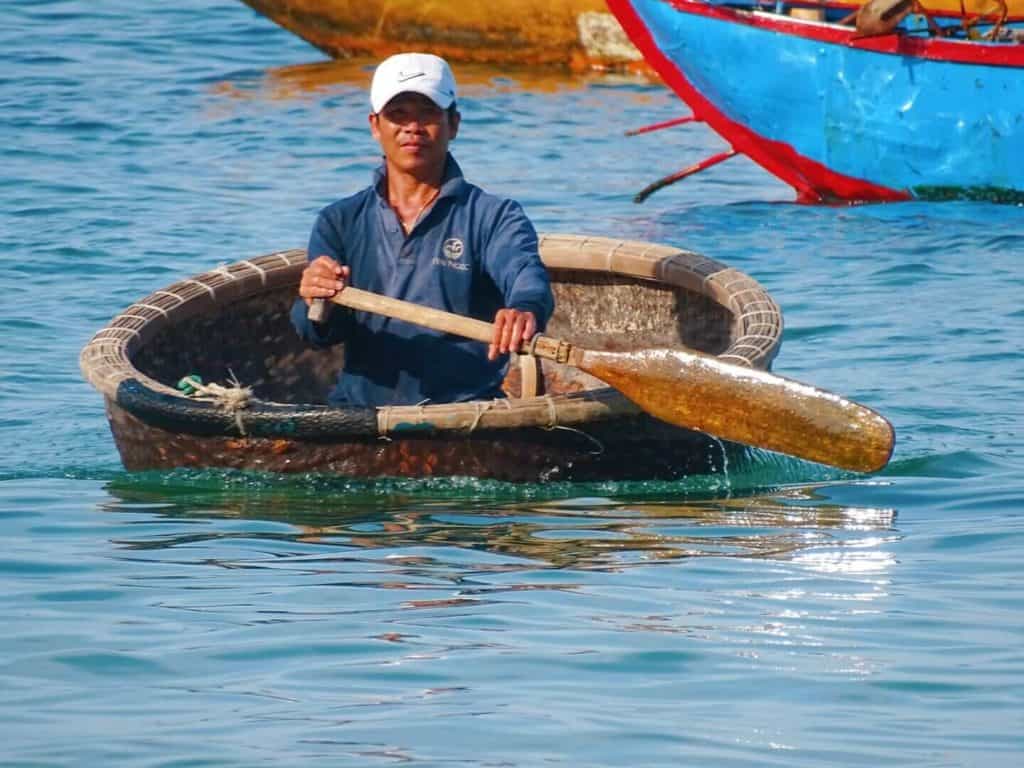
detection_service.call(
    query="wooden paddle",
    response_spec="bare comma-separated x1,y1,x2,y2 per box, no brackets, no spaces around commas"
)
316,288,895,472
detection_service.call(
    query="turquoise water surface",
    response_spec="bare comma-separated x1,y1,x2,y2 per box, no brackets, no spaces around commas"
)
2,1,1023,765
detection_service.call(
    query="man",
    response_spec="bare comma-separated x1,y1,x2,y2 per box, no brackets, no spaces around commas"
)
291,52,554,407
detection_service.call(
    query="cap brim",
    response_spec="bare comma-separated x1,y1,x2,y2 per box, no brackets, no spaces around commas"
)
372,86,454,113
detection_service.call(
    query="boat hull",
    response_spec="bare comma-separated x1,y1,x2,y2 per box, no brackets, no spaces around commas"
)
238,0,642,70
608,0,1024,202
104,399,734,482
81,235,783,482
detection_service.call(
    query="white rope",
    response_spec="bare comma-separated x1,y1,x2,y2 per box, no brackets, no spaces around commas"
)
116,313,153,326
135,302,170,318
153,290,186,306
212,264,238,281
92,326,140,342
467,401,496,432
183,279,216,300
605,241,623,273
182,373,253,435
543,395,559,428
240,259,268,285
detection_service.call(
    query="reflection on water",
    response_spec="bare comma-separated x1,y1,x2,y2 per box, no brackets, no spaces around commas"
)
213,57,657,102
103,472,897,576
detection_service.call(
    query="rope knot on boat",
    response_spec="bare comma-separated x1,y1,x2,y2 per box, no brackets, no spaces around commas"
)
529,335,571,364
177,374,254,435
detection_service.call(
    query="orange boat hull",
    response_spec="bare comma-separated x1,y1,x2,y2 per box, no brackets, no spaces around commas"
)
831,0,1024,17
239,0,643,69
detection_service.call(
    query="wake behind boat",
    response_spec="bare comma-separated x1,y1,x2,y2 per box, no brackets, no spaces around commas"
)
610,0,1024,203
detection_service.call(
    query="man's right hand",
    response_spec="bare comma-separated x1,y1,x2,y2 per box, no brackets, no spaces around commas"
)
299,256,350,306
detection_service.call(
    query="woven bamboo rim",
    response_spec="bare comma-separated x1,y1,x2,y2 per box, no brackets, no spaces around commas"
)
80,234,782,437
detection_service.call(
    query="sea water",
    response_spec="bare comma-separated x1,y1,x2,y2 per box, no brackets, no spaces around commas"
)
2,1,1023,765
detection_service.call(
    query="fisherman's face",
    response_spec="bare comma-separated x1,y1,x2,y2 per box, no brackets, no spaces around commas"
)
370,92,459,175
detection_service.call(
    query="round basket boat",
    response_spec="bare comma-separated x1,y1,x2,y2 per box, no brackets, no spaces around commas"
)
80,234,782,482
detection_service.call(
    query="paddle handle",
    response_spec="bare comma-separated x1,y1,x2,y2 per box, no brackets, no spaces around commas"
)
307,298,330,324
326,286,569,360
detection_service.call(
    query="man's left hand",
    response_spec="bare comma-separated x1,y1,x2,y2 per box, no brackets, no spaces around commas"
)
489,309,536,361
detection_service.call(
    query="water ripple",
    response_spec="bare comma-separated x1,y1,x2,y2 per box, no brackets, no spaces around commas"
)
2,2,1024,765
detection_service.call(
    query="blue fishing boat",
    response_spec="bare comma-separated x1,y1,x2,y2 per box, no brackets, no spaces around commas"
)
608,0,1024,203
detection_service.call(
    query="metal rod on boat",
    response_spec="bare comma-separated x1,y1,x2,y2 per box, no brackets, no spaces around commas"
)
625,115,698,137
634,149,738,203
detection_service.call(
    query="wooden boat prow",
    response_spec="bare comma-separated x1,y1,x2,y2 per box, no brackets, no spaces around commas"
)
80,235,783,482
238,0,644,70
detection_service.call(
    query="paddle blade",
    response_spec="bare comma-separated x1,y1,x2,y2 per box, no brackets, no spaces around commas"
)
578,348,894,473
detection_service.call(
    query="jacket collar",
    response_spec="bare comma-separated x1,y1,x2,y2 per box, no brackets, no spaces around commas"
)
373,153,466,204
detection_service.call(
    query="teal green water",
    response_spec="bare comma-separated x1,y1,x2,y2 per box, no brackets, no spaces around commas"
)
2,1,1023,765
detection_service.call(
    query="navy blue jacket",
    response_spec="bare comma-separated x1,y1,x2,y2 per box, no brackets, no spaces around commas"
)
290,156,554,407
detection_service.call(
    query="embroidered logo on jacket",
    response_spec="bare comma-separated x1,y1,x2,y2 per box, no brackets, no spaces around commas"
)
434,238,469,271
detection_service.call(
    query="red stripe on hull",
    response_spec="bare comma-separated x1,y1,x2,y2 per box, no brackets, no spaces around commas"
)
662,1,1024,67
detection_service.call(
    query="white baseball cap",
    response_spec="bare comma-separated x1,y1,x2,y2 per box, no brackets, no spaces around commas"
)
370,52,457,114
